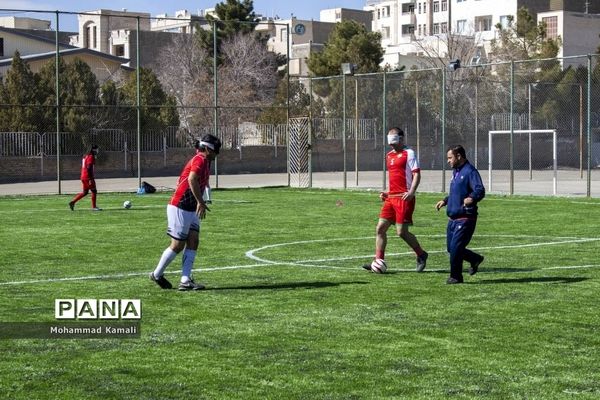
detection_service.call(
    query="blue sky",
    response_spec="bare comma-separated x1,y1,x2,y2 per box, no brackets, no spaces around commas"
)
1,0,368,31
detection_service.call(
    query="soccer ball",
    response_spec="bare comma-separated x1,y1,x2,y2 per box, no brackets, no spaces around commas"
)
370,258,387,274
123,200,132,209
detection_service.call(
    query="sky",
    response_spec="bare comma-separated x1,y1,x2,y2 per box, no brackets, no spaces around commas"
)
1,0,368,31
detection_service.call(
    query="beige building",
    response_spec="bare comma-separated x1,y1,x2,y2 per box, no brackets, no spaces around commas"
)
0,47,131,83
0,16,51,30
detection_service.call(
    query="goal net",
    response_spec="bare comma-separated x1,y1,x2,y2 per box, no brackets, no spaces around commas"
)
488,129,557,194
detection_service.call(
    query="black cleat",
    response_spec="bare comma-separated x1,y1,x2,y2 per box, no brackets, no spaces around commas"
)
446,277,464,284
416,251,428,272
149,272,172,289
69,201,75,211
362,264,373,272
469,255,484,276
178,279,205,291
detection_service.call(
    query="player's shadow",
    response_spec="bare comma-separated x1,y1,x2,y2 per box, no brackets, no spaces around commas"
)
205,281,369,291
473,276,588,284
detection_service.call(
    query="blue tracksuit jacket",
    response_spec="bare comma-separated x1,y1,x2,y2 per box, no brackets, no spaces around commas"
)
444,161,485,219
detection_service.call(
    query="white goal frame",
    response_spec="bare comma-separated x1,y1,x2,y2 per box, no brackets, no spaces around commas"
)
488,129,557,194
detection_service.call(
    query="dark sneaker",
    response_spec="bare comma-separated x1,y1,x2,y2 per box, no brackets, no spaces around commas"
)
149,272,172,289
68,201,75,211
362,264,373,272
446,277,464,284
469,255,484,276
416,251,428,272
178,279,205,291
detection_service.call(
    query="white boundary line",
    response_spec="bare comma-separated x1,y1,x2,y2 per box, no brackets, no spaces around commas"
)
1,235,599,286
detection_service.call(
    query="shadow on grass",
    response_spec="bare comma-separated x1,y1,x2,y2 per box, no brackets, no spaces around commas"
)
473,276,588,284
204,280,369,291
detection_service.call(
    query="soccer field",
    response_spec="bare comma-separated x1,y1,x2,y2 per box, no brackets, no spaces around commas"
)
0,188,599,399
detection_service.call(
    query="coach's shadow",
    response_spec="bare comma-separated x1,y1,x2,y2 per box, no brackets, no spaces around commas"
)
206,281,369,291
473,276,588,284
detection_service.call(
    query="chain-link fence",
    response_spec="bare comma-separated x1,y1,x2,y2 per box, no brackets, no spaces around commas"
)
1,9,599,196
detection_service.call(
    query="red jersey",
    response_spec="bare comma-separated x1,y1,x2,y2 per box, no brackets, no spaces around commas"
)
80,153,95,180
170,152,211,212
386,147,420,194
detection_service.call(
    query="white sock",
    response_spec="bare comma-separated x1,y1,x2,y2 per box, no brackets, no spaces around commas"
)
181,249,197,283
153,248,178,278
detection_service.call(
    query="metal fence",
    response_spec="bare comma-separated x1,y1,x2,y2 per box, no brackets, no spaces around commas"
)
0,9,599,196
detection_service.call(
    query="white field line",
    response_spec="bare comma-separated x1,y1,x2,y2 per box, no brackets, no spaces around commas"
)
1,235,599,286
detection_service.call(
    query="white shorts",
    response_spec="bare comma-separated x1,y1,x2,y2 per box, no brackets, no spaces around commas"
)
166,204,200,241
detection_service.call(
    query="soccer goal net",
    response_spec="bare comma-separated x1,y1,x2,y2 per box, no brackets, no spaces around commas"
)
488,129,557,194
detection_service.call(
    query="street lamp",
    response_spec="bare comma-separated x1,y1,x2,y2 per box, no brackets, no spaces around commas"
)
341,63,356,189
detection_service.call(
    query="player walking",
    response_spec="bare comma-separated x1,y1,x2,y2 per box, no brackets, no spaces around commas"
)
363,127,428,273
69,144,101,211
150,134,221,291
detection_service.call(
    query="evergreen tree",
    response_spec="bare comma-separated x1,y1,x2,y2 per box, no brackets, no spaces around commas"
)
0,51,40,132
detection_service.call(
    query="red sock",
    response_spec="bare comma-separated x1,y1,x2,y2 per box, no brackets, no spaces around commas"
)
91,193,97,208
375,250,385,260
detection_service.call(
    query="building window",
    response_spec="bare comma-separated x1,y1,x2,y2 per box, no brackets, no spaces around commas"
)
441,22,448,33
433,1,440,13
92,26,97,48
475,16,492,32
542,16,558,39
0,38,3,57
433,23,440,34
442,0,447,11
418,3,422,14
457,19,467,33
114,45,125,57
423,2,426,13
499,15,510,29
457,0,466,2
381,26,390,39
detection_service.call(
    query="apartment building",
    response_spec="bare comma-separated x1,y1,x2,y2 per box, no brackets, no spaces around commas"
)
371,0,600,69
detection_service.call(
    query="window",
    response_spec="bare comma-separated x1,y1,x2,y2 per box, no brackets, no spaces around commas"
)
457,0,466,2
85,26,91,48
499,15,510,29
433,23,440,34
475,16,492,32
457,19,467,33
114,45,125,57
442,0,447,11
542,16,558,39
433,1,440,12
418,3,421,14
417,24,422,36
381,26,390,39
0,38,3,57
441,22,448,33
92,26,97,48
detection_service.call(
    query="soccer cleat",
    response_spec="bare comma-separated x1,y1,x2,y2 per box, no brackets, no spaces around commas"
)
416,251,428,272
178,279,205,291
149,272,172,289
68,201,75,211
362,264,373,272
446,277,464,284
469,255,484,276
92,207,102,211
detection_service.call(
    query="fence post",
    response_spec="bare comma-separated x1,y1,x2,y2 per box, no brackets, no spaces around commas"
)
124,141,128,171
587,54,592,197
163,136,167,167
55,11,62,194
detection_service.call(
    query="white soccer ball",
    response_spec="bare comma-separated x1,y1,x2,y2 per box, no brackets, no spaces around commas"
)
371,258,387,274
123,200,132,209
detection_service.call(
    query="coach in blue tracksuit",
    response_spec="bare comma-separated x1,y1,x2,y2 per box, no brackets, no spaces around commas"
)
436,145,485,284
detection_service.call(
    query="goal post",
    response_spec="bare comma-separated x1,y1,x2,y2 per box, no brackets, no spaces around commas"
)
488,129,557,195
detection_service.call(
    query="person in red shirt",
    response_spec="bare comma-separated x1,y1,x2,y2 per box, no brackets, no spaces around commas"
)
363,127,428,273
150,134,221,291
69,145,101,211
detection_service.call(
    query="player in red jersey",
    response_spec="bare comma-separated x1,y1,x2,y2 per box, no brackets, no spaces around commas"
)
150,134,222,291
69,145,101,211
363,127,428,273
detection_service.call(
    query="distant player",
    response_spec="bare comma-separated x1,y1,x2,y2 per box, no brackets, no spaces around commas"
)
69,144,101,211
363,127,428,273
150,134,221,291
